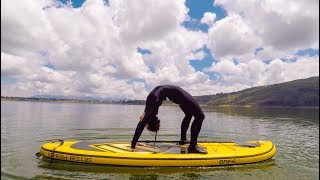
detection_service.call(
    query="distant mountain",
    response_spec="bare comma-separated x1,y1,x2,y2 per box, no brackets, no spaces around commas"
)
29,95,125,102
194,76,319,107
27,76,319,107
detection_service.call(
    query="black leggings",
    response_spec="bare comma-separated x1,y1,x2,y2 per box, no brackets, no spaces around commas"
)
179,104,205,147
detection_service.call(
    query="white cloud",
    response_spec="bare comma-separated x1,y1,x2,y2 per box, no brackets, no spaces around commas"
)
260,56,320,85
207,15,260,60
138,26,208,87
1,0,58,56
201,12,216,26
214,0,319,53
1,52,30,76
207,55,319,87
204,0,319,89
1,0,319,99
111,0,188,43
1,0,209,99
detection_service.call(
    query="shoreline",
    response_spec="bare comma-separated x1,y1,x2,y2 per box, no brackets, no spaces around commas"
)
1,98,318,109
0,98,143,105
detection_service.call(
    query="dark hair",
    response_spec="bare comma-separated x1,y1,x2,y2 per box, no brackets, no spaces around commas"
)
147,116,160,132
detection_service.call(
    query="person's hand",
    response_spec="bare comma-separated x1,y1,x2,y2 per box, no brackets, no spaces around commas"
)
130,141,136,151
139,112,145,121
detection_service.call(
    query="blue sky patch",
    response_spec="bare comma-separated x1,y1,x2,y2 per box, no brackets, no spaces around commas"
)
189,46,214,72
190,58,214,72
189,46,220,80
183,0,226,32
186,0,226,21
295,48,319,57
44,63,56,70
254,47,263,55
206,72,220,80
233,58,239,65
280,57,298,63
182,20,210,33
137,47,151,55
58,0,109,8
58,0,84,8
263,59,273,64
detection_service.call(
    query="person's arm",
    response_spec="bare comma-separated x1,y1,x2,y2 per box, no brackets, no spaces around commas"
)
131,110,156,149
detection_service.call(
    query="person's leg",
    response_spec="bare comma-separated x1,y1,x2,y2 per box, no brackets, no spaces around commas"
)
188,108,207,154
189,110,205,147
179,105,193,143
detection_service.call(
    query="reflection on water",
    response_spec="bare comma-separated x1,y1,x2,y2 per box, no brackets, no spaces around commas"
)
203,106,319,123
27,158,276,180
1,101,319,180
37,158,276,175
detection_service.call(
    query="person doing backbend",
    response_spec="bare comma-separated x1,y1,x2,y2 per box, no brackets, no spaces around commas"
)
131,85,207,154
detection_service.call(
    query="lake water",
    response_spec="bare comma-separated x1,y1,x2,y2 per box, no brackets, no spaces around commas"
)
1,101,319,180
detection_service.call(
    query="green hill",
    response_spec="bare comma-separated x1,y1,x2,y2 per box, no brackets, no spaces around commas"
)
195,76,319,107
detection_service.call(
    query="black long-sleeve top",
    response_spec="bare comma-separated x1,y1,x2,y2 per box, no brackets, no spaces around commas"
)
131,85,199,148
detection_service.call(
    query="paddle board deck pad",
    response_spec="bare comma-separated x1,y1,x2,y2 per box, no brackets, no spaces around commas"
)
39,140,276,167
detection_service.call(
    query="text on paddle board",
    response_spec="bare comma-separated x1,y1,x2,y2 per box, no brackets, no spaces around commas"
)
48,152,93,163
219,159,236,165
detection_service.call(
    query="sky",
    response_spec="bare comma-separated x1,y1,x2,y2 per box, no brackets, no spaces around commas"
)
1,0,319,100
